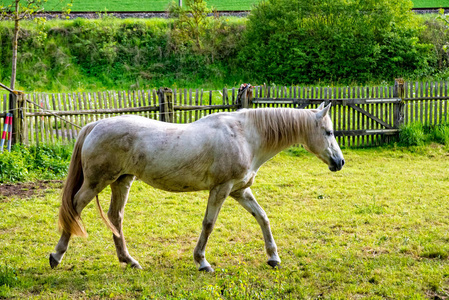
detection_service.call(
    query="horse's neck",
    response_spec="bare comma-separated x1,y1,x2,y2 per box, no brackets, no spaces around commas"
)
247,108,311,150
245,108,312,167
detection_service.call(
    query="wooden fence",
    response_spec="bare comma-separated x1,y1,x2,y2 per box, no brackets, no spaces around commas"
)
0,80,448,148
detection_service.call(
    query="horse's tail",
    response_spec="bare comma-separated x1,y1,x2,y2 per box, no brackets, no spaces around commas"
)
58,123,97,237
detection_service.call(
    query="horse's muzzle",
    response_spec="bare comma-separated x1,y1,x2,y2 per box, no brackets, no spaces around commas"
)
329,157,345,172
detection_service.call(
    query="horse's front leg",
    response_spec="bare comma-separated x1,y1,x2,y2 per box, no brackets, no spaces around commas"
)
230,187,281,268
194,183,233,272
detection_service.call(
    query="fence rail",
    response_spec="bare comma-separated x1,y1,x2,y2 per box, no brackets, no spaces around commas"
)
1,80,448,148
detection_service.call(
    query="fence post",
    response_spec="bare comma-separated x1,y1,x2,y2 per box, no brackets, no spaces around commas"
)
17,94,27,145
237,84,254,109
158,87,174,123
9,93,18,147
9,92,27,147
393,78,405,129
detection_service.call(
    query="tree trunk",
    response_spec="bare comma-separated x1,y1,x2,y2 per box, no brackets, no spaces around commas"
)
10,0,19,91
9,0,20,145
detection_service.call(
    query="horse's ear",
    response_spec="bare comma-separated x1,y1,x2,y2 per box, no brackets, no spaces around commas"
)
316,103,331,120
317,102,325,110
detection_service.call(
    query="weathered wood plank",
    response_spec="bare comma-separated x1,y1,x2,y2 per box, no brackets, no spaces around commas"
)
335,129,399,136
43,94,52,145
57,93,65,141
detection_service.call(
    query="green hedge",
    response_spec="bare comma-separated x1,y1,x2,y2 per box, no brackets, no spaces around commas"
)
239,0,435,84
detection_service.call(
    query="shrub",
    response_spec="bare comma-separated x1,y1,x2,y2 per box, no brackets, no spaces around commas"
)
0,144,72,183
419,16,449,71
0,148,29,182
240,0,434,84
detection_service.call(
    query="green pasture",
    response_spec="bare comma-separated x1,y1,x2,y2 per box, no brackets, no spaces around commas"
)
38,0,446,12
413,0,449,8
42,0,260,12
1,145,449,298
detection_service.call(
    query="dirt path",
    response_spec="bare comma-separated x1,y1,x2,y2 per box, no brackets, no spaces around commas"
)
0,180,63,200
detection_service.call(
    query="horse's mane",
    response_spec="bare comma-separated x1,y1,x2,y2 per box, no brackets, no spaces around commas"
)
244,108,316,151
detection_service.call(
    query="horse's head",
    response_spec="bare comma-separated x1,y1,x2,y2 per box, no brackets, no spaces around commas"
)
303,102,345,172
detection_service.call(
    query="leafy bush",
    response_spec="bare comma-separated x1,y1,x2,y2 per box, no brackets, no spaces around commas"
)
419,16,449,72
0,144,72,183
240,0,435,84
0,149,29,182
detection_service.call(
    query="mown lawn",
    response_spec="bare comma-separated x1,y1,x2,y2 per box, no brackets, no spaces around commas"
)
1,145,449,298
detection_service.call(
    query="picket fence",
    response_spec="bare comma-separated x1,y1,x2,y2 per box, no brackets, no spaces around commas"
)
0,80,448,148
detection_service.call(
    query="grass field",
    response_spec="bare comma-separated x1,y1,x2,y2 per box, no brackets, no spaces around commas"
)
1,145,449,298
42,0,260,12
413,0,449,8
36,0,446,12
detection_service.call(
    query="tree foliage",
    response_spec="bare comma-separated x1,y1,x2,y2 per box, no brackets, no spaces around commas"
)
0,0,71,92
240,0,435,84
168,0,212,51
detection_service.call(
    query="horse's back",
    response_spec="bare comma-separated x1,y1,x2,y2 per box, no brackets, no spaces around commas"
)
80,113,254,192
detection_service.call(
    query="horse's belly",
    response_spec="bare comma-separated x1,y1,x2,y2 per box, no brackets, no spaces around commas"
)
138,176,211,192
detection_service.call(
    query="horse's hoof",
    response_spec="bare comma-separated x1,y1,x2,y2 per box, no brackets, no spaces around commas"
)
267,260,281,269
199,266,214,273
130,262,142,269
49,254,59,269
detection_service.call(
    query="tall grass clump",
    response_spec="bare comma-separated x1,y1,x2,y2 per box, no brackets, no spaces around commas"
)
431,123,449,145
0,264,20,298
399,122,426,146
0,265,19,287
399,122,449,146
0,144,72,183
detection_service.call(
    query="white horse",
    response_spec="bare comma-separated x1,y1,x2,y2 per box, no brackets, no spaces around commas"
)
49,102,344,272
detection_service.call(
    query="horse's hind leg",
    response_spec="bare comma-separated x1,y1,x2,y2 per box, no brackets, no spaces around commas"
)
50,182,102,268
108,175,141,269
230,188,281,268
49,230,71,268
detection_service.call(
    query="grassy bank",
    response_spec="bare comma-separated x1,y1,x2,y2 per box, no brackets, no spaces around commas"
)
0,11,447,93
1,145,449,298
0,17,247,93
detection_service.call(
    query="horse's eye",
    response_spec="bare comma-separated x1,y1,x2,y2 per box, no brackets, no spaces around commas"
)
325,130,333,136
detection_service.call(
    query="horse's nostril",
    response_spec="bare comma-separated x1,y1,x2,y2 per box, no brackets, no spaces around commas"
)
341,159,345,166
